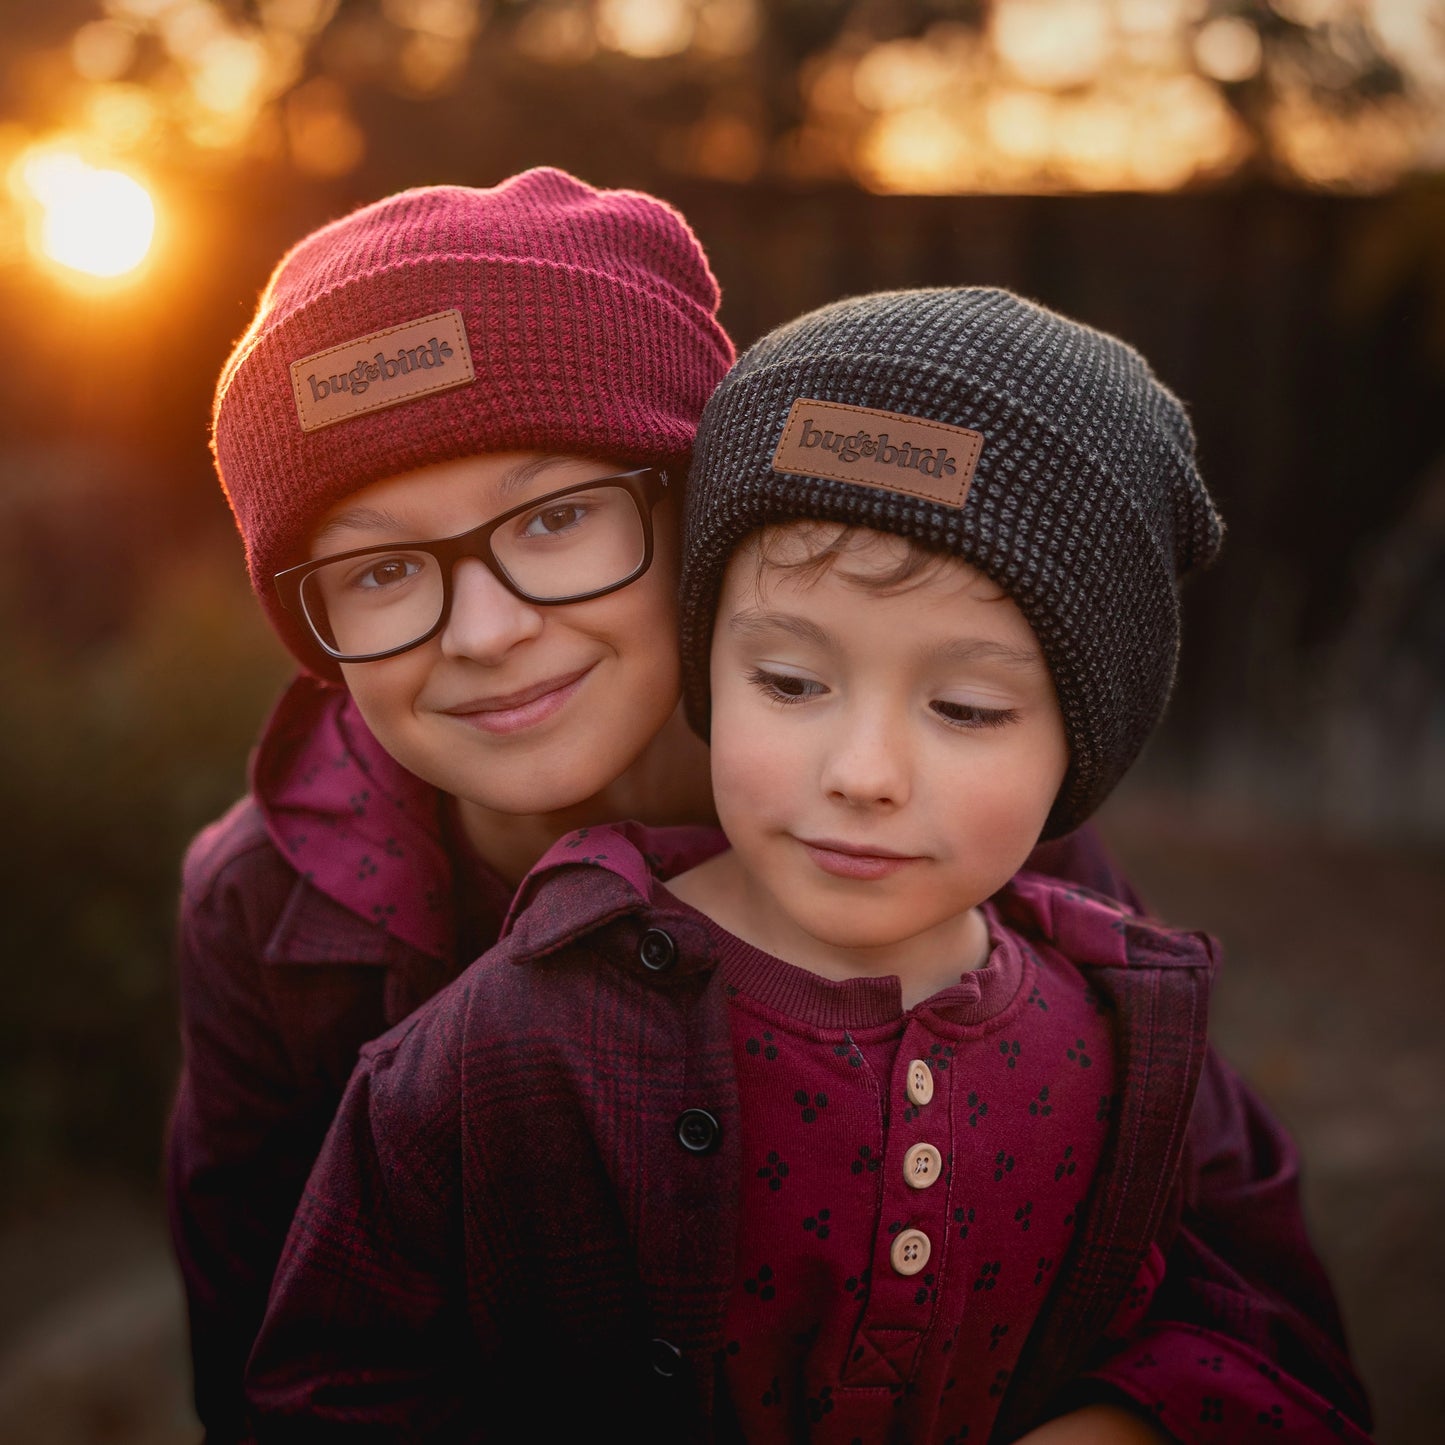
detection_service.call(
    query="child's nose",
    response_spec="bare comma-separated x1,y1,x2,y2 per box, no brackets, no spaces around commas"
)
438,557,545,663
820,706,911,809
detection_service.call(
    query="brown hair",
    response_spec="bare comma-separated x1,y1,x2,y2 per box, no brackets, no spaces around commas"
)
751,521,998,597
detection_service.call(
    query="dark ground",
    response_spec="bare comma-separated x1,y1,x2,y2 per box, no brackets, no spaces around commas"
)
0,793,1438,1445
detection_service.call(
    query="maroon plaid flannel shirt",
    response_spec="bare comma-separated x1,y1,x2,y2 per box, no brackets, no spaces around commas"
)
245,824,1372,1443
166,678,1152,1443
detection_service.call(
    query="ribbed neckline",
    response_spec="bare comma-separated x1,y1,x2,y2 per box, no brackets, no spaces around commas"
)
656,885,1024,1032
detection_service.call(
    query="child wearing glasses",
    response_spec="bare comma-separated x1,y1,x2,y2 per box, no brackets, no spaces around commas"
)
169,168,732,1440
245,290,1372,1443
173,173,1142,1440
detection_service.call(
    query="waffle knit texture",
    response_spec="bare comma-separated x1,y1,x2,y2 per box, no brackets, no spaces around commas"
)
212,167,735,676
679,288,1224,838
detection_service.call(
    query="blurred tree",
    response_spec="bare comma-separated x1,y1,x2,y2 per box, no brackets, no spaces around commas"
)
1,0,1440,209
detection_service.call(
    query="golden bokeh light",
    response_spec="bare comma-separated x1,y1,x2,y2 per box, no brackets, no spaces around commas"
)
103,0,177,19
987,88,1056,167
398,32,470,95
597,0,694,59
992,0,1111,91
1367,0,1445,88
71,20,138,83
284,78,366,175
1269,84,1423,189
14,0,1440,199
382,0,484,41
859,108,975,193
514,2,597,64
786,0,1442,196
684,109,764,181
158,1,228,66
833,15,1258,197
83,85,162,151
1194,16,1264,84
258,0,341,36
17,150,157,279
1271,0,1346,25
853,36,960,112
191,35,269,116
692,0,759,61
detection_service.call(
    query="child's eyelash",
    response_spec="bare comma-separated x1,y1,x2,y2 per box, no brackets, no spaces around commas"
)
745,671,1017,728
932,701,1020,729
746,668,821,705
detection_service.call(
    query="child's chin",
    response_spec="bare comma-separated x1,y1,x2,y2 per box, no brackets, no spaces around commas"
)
791,895,986,958
791,913,924,955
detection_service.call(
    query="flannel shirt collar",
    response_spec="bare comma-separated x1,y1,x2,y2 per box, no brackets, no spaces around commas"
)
250,673,456,961
998,870,1218,978
500,821,728,968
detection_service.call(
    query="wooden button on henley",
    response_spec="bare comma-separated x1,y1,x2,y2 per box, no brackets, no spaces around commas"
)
903,1142,943,1189
890,1228,931,1276
905,1059,934,1106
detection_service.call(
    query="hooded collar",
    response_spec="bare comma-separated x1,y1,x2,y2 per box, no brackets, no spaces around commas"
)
250,673,461,961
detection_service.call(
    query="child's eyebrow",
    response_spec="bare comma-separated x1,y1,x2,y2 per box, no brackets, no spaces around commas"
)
311,506,413,550
727,609,833,649
310,455,599,552
928,637,1045,670
729,610,1043,671
496,453,594,497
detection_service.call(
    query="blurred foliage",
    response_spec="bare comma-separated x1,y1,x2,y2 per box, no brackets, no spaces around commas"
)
0,470,287,1197
1,0,1442,207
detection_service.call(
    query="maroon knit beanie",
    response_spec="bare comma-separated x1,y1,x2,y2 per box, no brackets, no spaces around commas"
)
212,167,735,676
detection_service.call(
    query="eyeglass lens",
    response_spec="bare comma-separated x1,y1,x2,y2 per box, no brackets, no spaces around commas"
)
299,483,648,658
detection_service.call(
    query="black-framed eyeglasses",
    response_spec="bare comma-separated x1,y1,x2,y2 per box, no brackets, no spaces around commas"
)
274,467,668,663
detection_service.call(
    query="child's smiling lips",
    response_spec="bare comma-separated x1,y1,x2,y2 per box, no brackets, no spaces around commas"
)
439,664,595,734
796,836,923,881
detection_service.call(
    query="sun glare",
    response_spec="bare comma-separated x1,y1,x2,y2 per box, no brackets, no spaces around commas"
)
19,151,157,279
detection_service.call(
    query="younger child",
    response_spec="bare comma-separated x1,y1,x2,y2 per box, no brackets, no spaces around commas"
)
246,289,1372,1442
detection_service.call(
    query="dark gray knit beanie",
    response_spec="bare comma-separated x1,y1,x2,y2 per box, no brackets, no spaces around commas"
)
679,287,1223,839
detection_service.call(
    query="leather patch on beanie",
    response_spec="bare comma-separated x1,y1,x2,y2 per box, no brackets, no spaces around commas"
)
289,308,475,432
772,398,982,507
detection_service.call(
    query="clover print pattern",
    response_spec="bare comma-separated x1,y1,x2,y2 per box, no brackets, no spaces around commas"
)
719,907,1118,1445
851,1144,881,1176
803,1209,832,1240
746,1031,779,1061
756,1151,790,1192
794,1089,828,1123
742,1264,776,1301
278,691,504,963
1082,1321,1371,1445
